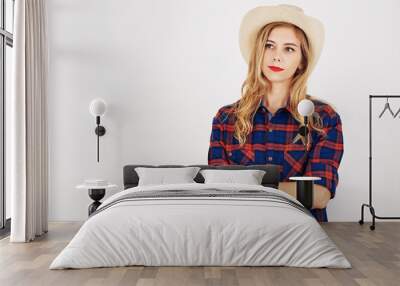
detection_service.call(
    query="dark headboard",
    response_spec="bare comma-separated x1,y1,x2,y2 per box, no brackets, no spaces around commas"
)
123,164,281,190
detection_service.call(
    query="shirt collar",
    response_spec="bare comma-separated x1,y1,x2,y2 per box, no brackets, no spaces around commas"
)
257,98,292,115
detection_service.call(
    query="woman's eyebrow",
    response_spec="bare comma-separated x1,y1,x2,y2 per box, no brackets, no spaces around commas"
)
266,40,298,47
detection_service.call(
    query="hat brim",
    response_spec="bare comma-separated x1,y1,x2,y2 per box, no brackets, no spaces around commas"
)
239,5,324,73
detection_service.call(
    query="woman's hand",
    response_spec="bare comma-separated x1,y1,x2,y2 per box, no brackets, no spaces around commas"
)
312,184,331,209
278,182,331,209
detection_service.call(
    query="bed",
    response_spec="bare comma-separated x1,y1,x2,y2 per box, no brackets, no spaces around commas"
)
49,164,351,269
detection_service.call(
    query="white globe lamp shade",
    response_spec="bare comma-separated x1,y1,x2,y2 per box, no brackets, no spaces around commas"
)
89,98,107,117
297,99,314,117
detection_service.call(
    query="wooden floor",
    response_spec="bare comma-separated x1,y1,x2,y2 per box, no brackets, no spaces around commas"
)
0,222,399,286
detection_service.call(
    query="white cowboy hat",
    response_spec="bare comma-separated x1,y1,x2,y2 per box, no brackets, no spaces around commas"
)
239,4,325,73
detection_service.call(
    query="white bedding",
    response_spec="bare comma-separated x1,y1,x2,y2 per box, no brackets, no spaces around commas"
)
49,183,351,269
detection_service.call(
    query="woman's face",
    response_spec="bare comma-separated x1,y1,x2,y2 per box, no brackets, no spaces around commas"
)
261,26,303,83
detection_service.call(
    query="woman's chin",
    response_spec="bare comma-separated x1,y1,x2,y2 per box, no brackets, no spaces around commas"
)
265,75,292,83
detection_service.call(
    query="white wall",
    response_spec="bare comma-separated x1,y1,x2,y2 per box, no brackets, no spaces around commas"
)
46,0,400,222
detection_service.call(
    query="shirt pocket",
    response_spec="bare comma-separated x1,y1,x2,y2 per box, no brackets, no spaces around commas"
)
283,142,307,174
227,146,255,165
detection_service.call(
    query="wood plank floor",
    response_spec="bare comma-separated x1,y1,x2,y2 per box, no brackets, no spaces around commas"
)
0,222,399,286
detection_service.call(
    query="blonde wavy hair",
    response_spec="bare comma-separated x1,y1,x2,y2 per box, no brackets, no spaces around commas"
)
234,22,330,146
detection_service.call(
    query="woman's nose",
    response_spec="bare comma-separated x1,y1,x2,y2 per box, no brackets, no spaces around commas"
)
273,56,281,62
271,51,281,62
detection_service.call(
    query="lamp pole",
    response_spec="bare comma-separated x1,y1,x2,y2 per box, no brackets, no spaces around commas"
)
89,99,107,163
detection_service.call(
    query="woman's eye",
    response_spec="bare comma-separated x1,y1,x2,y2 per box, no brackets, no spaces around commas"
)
265,43,273,49
286,47,295,52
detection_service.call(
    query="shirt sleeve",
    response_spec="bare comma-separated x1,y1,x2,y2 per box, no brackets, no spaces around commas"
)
208,115,230,166
303,114,344,199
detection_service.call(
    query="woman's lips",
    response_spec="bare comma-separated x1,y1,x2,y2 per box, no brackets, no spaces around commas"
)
268,66,284,72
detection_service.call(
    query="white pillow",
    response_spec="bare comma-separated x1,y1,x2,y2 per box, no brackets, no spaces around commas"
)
200,169,266,185
135,167,201,186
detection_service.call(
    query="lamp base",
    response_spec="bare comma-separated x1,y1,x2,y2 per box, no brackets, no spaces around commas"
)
296,180,313,209
88,188,105,216
289,176,321,210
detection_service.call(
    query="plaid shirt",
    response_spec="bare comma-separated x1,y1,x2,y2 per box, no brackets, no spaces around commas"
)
207,98,344,222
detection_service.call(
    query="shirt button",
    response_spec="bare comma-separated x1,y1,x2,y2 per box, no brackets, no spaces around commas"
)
228,152,232,156
268,156,273,161
269,129,273,133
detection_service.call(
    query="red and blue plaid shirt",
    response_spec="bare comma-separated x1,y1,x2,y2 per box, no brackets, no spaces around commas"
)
207,98,344,222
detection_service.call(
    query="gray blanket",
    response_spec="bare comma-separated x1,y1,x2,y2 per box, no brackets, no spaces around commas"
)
90,188,313,218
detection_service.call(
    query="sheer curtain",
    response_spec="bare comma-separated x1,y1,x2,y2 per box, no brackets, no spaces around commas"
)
9,0,48,242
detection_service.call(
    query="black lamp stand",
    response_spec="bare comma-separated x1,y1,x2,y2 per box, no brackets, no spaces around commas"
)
295,180,314,209
94,115,106,162
88,188,105,216
297,116,313,209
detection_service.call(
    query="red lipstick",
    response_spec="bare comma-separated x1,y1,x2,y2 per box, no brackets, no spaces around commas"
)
268,66,284,72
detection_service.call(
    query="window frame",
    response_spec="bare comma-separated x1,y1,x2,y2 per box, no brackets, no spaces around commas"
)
0,0,14,234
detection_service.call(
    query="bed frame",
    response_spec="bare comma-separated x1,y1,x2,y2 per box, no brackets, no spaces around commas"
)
123,164,281,190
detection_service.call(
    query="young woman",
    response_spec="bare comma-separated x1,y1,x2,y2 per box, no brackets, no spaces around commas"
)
208,4,344,222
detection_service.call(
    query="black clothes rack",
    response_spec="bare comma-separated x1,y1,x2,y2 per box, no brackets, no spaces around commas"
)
359,95,400,230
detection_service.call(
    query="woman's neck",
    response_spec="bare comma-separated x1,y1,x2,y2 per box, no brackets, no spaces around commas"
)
263,81,290,113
